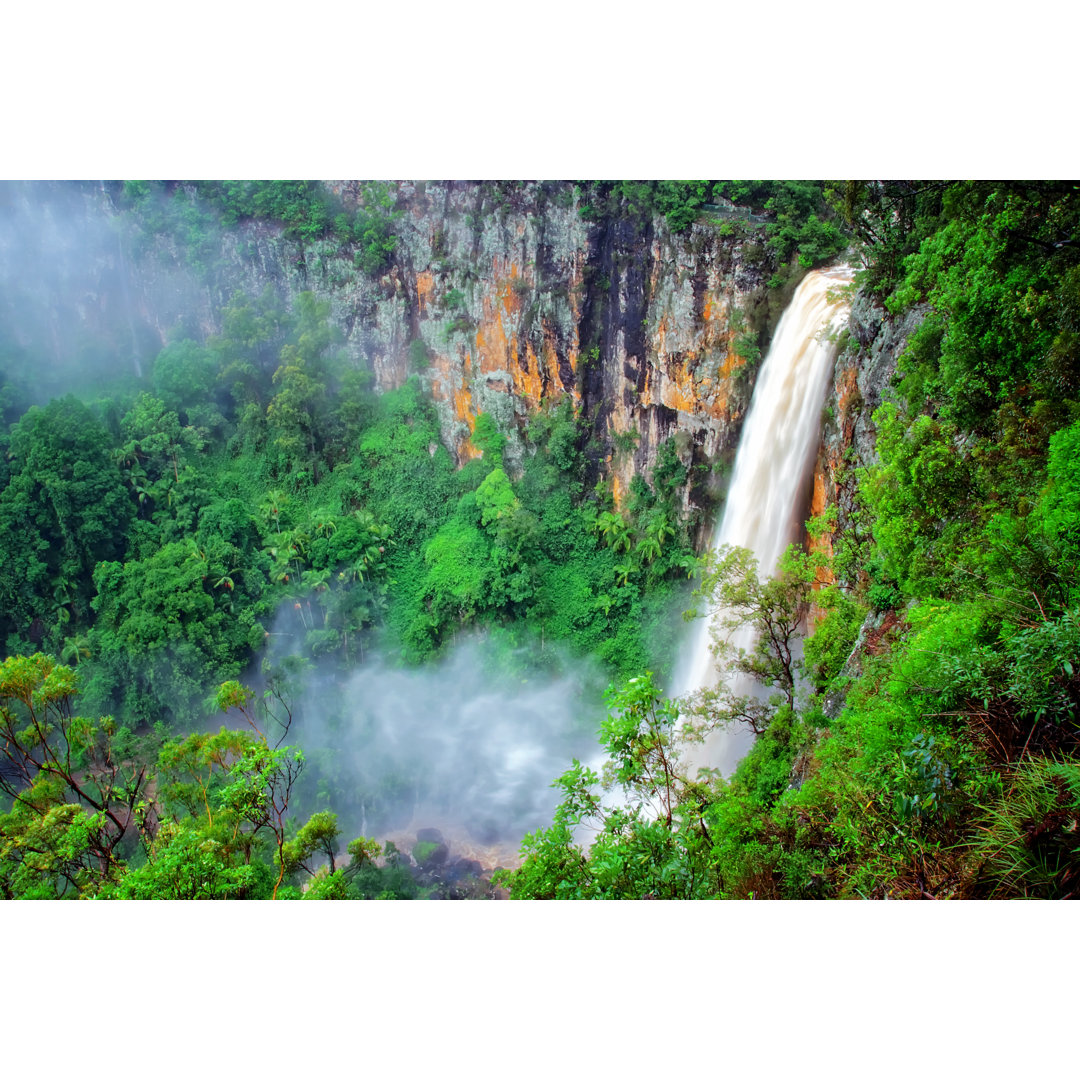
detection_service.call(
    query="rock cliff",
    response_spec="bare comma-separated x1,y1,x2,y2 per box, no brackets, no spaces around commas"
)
2,180,803,541
810,286,930,575
324,182,789,533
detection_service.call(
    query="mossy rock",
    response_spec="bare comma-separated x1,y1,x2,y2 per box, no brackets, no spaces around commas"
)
412,840,449,867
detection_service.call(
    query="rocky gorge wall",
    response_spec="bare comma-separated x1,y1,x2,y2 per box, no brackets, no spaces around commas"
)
810,284,930,579
2,180,813,544
324,181,793,533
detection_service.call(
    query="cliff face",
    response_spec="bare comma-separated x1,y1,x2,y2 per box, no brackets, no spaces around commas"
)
2,180,794,537
323,182,781,527
810,287,930,574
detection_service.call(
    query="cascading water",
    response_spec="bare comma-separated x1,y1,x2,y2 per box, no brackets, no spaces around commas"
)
672,265,855,775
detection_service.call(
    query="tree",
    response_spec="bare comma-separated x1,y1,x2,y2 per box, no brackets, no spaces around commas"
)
0,654,152,897
497,673,716,899
152,339,221,424
279,809,341,877
0,397,133,648
119,392,202,485
683,544,825,736
265,292,344,483
599,673,683,827
475,467,519,528
91,540,251,726
215,680,304,900
107,820,274,900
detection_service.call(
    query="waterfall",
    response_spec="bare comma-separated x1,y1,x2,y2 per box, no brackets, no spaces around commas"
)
672,265,854,775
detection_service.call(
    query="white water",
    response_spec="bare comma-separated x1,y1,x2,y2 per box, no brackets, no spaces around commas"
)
672,266,854,774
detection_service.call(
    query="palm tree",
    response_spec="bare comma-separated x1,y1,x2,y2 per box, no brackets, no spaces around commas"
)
301,568,333,626
595,510,623,545
310,508,337,537
259,489,289,536
669,553,699,579
636,534,663,565
51,582,74,633
646,514,676,548
61,633,91,667
612,522,634,554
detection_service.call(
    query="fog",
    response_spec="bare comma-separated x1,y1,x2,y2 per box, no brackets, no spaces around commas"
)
0,181,668,870
0,181,224,409
260,628,609,865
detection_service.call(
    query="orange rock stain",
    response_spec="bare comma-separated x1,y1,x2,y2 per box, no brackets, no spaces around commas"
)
454,381,481,460
427,261,586,464
475,262,524,376
517,339,545,404
415,270,435,317
644,305,745,421
836,365,860,420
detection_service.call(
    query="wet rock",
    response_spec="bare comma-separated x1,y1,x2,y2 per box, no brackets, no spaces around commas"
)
848,292,883,349
412,839,449,868
445,858,483,882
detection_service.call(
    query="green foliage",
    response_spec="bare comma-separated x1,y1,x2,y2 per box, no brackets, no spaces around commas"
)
471,411,507,461
968,758,1080,899
651,437,688,504
198,181,335,241
502,674,716,899
652,181,713,232
862,404,975,596
108,821,274,899
687,544,825,734
824,180,949,297
122,182,224,272
412,840,440,863
280,809,341,878
714,181,849,269
349,182,402,276
152,339,223,430
475,467,518,526
90,540,254,725
420,514,495,628
193,181,402,273
0,180,730,901
803,587,867,692
578,181,747,235
0,654,153,897
1039,417,1080,556
893,733,955,827
347,839,418,899
19,178,1080,902
0,396,134,650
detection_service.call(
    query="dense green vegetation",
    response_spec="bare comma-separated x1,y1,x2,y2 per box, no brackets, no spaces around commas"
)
120,180,402,276
0,182,705,897
574,180,848,274
500,181,1080,900
4,180,1078,899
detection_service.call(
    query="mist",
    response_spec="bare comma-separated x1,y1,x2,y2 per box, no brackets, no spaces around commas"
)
265,630,610,866
0,180,691,876
0,180,230,411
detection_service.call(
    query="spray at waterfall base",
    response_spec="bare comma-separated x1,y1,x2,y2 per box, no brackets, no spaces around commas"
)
268,632,607,872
